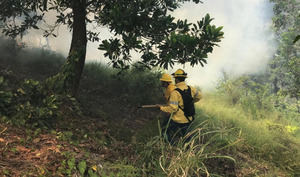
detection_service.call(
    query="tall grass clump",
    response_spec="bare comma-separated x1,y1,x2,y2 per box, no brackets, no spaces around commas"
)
138,120,238,177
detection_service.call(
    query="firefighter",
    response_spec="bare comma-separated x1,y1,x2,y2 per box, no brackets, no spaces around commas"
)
159,73,176,101
158,69,202,143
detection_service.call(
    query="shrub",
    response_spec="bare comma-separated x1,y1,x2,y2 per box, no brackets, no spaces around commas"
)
0,75,81,128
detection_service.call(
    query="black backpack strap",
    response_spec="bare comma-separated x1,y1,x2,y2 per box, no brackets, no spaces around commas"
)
177,105,194,123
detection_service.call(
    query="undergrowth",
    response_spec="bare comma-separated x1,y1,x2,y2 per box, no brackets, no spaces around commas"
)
197,94,300,176
1,37,300,176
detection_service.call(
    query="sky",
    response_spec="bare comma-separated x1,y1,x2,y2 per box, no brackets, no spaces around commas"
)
22,0,276,91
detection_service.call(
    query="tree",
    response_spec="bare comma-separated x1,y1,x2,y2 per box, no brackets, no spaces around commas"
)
269,0,300,112
0,0,224,95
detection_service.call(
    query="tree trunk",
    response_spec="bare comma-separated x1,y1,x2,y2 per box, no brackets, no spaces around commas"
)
62,0,87,96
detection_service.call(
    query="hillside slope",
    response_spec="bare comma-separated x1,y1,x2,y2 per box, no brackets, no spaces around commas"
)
0,39,165,176
1,39,299,176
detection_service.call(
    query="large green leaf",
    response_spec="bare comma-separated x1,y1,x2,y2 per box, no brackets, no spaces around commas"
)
293,35,300,44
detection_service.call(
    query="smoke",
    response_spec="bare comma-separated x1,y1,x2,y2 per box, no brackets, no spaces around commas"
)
168,0,276,90
20,0,276,90
19,11,72,55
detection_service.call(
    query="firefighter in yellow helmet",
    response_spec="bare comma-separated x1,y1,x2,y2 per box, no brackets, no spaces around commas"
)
159,73,176,101
158,69,202,143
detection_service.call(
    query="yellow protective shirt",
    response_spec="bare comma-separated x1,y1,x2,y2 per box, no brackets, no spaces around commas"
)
160,82,202,123
164,83,176,101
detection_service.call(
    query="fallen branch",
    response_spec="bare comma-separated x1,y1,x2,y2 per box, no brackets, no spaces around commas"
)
0,127,7,135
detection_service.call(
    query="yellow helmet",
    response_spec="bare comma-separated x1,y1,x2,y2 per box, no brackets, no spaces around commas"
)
172,69,187,78
160,73,172,82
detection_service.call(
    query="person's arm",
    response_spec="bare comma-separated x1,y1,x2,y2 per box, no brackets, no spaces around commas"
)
160,91,179,114
191,86,202,103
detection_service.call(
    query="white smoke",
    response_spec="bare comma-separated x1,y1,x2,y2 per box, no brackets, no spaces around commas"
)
168,0,276,90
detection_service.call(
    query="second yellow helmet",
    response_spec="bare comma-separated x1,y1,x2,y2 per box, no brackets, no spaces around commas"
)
160,73,173,82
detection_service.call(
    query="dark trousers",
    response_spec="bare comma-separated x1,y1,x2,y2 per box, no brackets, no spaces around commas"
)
161,118,191,144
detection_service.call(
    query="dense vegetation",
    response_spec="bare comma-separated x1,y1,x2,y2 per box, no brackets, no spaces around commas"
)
0,0,299,176
0,37,299,176
269,0,300,109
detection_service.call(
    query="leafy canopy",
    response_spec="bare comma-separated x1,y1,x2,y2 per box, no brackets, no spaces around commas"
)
0,0,223,70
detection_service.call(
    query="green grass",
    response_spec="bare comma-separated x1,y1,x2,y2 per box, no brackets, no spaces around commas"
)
135,118,241,177
1,37,300,176
195,94,300,176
